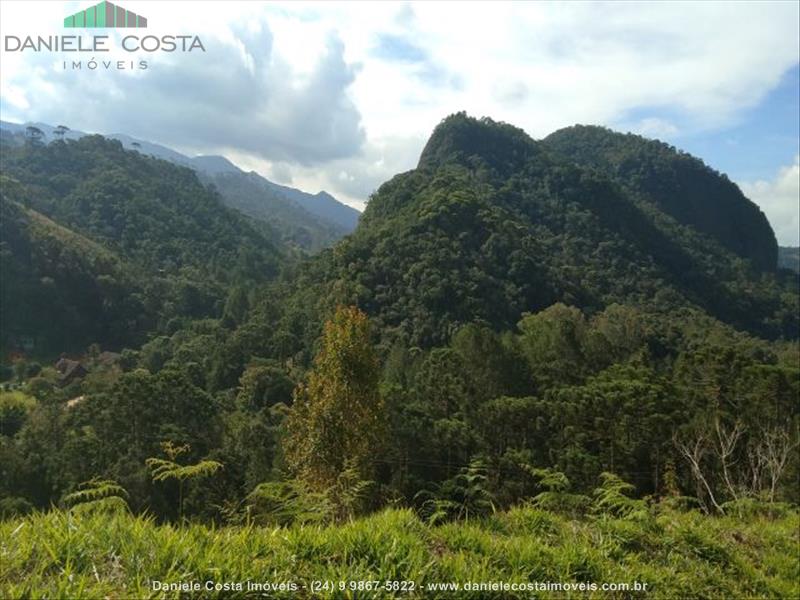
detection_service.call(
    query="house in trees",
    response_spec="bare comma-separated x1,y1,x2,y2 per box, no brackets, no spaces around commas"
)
54,357,88,387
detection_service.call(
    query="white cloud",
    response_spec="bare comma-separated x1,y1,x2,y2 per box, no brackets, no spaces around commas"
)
1,0,798,210
227,134,424,210
628,118,679,139
740,155,800,246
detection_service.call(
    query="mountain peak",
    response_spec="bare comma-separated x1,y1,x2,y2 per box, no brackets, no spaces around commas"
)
417,112,539,175
542,125,778,271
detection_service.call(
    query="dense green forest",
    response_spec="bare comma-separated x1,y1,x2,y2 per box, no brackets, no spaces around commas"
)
0,136,281,353
1,113,798,597
0,122,360,254
202,170,349,252
542,125,778,271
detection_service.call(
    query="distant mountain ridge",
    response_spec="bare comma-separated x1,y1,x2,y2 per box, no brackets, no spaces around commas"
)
779,246,800,273
199,170,350,251
0,120,361,249
262,183,360,231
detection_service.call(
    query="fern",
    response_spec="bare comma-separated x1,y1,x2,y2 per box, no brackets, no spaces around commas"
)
62,478,129,514
145,458,224,483
326,460,374,522
523,467,570,492
457,458,496,520
414,493,458,526
246,480,331,526
145,441,223,522
523,466,590,516
70,496,130,516
415,457,496,524
592,472,647,519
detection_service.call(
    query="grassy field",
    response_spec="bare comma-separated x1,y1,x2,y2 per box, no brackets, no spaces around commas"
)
1,505,798,599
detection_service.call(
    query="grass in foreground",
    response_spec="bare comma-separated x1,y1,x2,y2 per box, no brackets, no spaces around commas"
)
1,506,798,599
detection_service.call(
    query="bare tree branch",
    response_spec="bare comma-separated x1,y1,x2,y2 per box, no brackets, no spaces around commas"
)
674,429,724,514
714,417,745,502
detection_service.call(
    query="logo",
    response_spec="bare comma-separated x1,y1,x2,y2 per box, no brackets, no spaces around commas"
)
2,1,205,71
64,1,147,29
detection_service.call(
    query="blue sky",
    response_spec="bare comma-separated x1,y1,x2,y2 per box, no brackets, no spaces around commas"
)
1,1,798,243
665,65,799,183
612,63,799,245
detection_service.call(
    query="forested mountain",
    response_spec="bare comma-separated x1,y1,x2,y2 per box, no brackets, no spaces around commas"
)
271,113,796,352
0,122,196,166
0,121,361,249
266,184,360,231
1,184,144,353
0,136,281,354
201,171,352,251
542,125,777,271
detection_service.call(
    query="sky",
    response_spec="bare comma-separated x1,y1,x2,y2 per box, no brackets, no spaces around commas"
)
1,0,798,244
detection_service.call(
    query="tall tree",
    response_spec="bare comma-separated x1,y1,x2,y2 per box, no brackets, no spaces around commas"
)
283,306,384,491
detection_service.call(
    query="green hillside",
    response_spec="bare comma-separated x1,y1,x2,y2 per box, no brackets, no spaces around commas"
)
1,120,360,253
542,124,778,271
0,137,282,355
205,171,349,252
0,136,281,278
277,113,796,350
1,187,146,353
